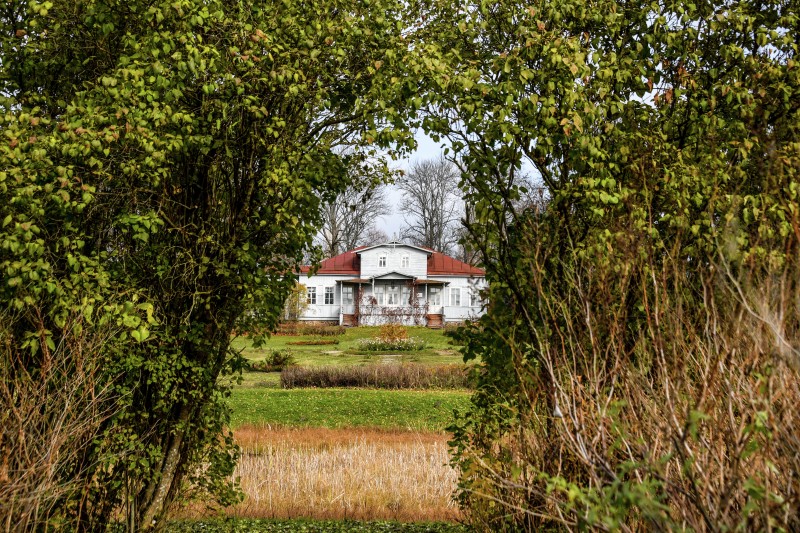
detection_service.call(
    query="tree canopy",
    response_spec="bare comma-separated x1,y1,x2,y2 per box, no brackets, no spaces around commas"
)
1,0,419,528
417,0,800,528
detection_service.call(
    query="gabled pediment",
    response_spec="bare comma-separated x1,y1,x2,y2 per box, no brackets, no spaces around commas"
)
354,242,432,256
371,271,415,280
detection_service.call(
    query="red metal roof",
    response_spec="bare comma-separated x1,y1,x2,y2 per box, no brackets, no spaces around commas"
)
299,246,364,275
301,246,484,277
427,252,485,276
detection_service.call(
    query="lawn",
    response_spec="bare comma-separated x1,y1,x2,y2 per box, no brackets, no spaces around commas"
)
228,388,470,432
227,326,471,389
218,326,474,526
231,326,465,367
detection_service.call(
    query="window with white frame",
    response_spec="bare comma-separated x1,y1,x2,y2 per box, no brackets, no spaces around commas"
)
324,287,334,305
306,287,317,305
401,285,411,304
378,255,387,267
373,285,385,305
386,284,399,305
342,285,354,305
429,286,441,306
449,287,461,307
401,255,409,268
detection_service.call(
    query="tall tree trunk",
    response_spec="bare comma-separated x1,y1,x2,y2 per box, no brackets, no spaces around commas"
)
138,405,191,531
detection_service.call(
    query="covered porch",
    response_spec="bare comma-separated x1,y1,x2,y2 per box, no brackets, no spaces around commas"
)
337,275,448,327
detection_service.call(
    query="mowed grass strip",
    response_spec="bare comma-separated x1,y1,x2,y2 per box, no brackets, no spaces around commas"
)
228,388,470,431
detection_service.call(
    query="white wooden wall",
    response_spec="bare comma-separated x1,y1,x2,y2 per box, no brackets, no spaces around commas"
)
359,246,428,278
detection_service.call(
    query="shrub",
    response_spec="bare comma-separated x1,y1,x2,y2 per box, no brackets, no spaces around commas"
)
247,349,296,372
275,323,345,336
275,321,301,336
286,338,340,346
357,337,426,352
300,324,346,336
441,323,462,338
281,363,472,389
378,323,408,342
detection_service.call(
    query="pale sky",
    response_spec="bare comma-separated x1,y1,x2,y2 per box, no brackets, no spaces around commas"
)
376,129,449,239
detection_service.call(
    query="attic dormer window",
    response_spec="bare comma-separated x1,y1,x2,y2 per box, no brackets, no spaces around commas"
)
401,255,409,268
379,255,387,267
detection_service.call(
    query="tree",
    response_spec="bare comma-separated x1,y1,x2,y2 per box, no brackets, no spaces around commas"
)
360,226,390,248
318,180,391,257
419,0,800,529
398,156,461,254
1,0,418,529
282,282,309,321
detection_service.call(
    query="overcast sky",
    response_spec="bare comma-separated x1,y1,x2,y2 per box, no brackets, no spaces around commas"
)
376,130,448,239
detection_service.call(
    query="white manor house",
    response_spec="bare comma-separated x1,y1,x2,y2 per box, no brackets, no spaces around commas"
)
296,242,487,327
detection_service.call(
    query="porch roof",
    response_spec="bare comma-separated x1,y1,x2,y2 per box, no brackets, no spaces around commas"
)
371,271,415,280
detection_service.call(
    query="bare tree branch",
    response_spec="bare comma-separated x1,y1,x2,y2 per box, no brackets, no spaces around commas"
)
398,156,461,254
317,184,391,257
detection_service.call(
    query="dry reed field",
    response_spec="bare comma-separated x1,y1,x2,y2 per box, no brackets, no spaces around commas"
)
210,427,461,522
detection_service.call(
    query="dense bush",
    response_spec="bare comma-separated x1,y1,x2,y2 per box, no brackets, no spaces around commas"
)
281,363,471,389
441,323,463,338
277,322,346,336
357,337,426,352
287,337,340,346
426,0,800,529
300,324,347,336
275,322,302,335
247,350,296,372
378,323,409,342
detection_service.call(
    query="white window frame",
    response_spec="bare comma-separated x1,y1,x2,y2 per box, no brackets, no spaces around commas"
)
374,285,385,305
307,287,317,305
378,255,387,268
401,255,409,268
324,287,334,305
342,285,354,305
386,284,400,305
449,287,461,307
429,286,441,306
401,285,411,305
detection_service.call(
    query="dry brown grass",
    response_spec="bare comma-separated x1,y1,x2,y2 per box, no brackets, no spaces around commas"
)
182,427,461,522
280,363,471,389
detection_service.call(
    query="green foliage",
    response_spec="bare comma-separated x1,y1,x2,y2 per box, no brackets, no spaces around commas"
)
1,0,420,528
418,0,800,529
233,326,460,363
228,388,470,431
280,284,309,323
246,349,296,372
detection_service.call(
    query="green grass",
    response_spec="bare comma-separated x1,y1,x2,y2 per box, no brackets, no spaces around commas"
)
228,388,470,431
167,518,471,532
232,327,465,367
